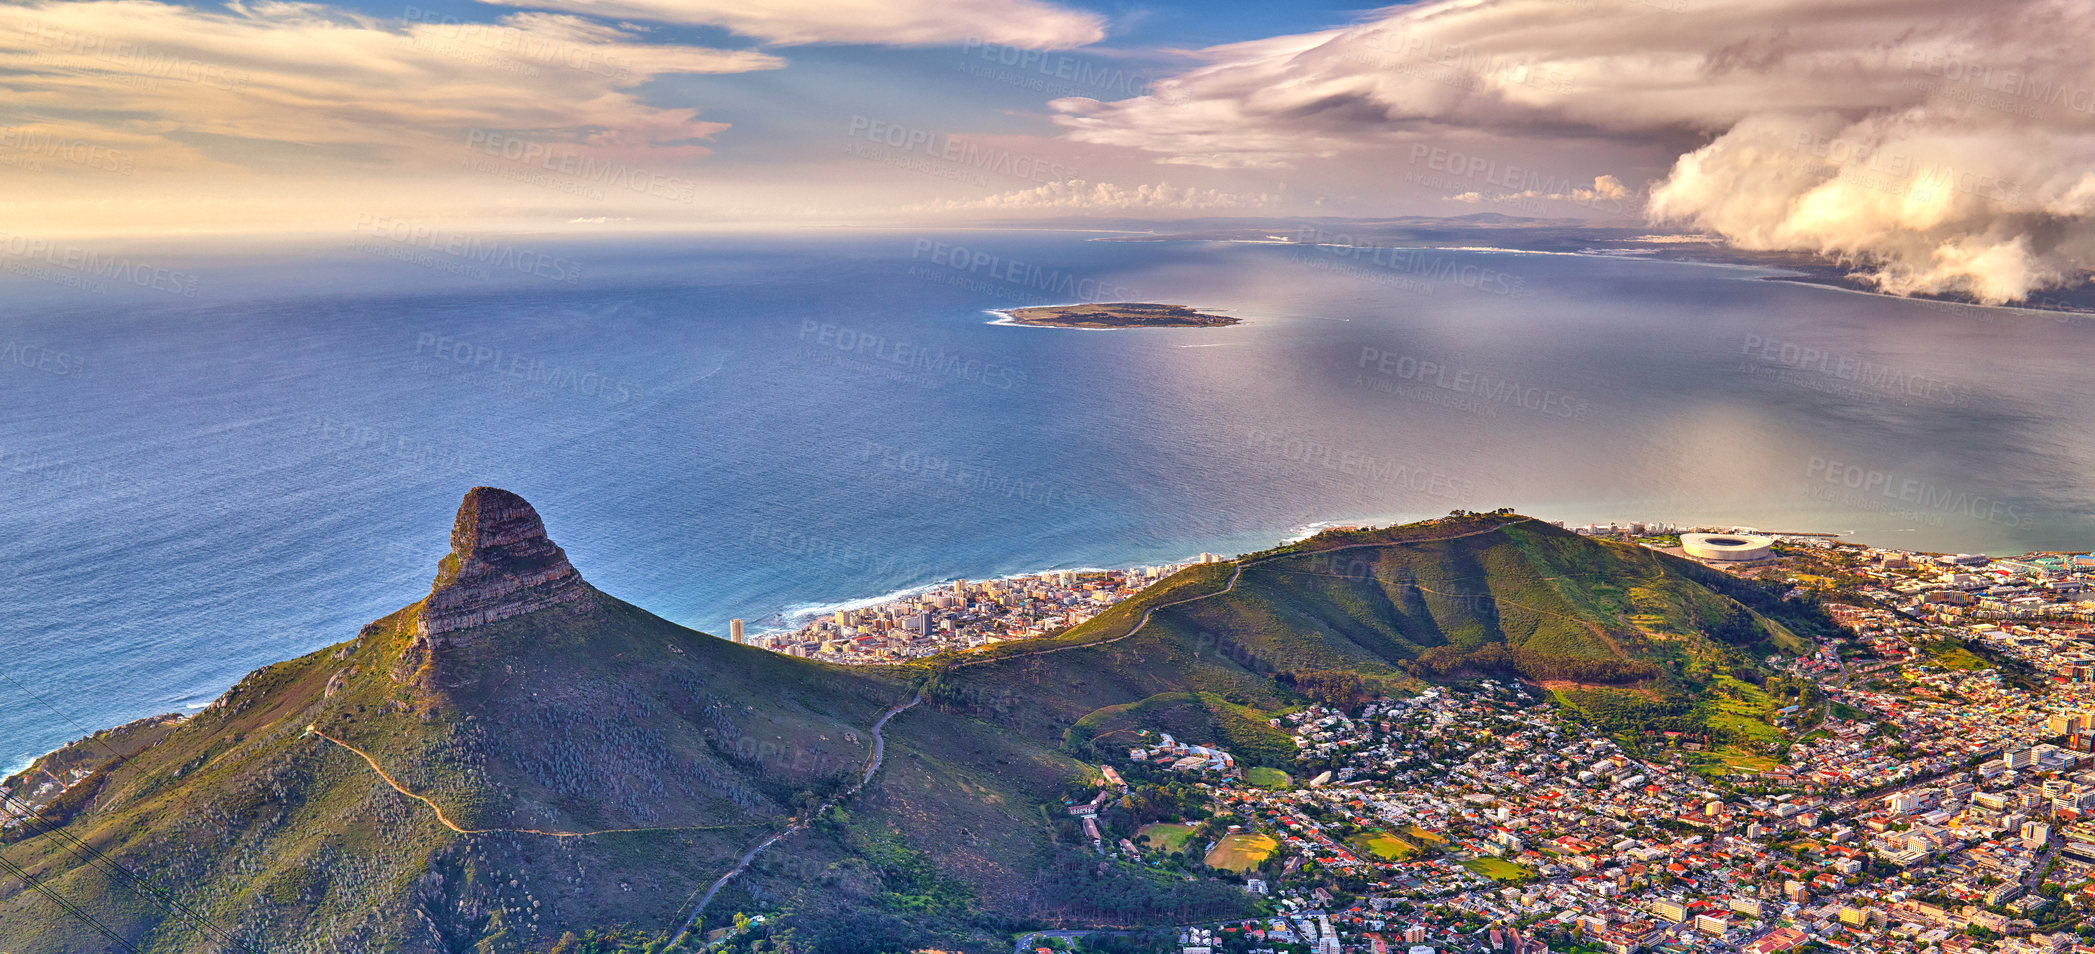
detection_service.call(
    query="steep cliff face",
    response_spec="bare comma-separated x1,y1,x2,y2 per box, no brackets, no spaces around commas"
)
415,486,588,641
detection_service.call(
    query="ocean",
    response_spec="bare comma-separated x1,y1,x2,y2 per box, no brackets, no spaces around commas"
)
4,230,2092,770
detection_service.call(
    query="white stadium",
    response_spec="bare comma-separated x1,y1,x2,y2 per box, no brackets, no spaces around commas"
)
1680,532,1775,562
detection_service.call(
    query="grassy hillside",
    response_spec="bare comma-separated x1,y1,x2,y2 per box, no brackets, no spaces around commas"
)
0,586,917,954
0,507,1815,953
918,515,1798,746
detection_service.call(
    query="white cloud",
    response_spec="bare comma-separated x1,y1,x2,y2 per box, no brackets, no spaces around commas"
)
1050,0,2095,302
1,0,781,177
476,0,1106,48
1452,174,1628,205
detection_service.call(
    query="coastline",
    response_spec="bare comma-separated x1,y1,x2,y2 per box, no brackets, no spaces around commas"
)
1755,274,2095,322
759,556,1198,636
1270,237,2092,317
982,307,1119,331
751,509,1441,637
981,303,1242,331
4,515,1414,772
5,511,2053,784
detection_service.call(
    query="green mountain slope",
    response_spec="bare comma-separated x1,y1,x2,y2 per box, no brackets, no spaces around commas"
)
0,489,924,953
0,501,1821,954
854,515,1821,943
919,514,1809,737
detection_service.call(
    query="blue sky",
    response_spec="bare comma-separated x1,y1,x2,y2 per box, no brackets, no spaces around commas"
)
1,0,2090,303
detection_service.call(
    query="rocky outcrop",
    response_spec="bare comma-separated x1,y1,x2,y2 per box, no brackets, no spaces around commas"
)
413,487,588,643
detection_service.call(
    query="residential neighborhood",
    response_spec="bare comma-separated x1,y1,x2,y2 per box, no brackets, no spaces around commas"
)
748,558,1224,662
1025,531,2095,954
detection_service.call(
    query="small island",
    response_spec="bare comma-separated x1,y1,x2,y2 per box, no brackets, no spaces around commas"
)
997,302,1240,329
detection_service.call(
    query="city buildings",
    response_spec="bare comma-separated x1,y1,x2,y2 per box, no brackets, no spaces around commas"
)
742,561,1195,662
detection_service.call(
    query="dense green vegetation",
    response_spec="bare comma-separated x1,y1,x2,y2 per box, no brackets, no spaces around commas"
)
937,517,1794,739
1672,561,1838,649
713,824,986,954
1068,692,1296,768
1278,670,1404,710
1003,302,1240,328
1028,850,1262,924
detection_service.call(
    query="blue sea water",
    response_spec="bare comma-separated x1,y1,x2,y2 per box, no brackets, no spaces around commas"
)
4,230,2094,770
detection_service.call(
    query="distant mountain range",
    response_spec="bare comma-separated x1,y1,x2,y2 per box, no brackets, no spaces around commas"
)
0,491,1835,953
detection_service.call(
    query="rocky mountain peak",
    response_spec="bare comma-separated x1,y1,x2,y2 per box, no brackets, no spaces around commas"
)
414,487,588,640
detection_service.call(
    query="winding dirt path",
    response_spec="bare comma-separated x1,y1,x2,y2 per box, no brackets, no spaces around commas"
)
944,517,1535,672
667,691,922,948
307,726,756,839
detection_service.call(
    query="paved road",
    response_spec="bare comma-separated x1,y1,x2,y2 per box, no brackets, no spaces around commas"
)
2022,841,2059,894
669,692,922,948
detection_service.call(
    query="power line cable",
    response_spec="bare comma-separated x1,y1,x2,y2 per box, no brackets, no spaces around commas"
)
0,668,262,952
0,850,145,953
2,791,259,953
